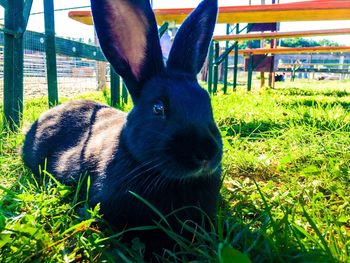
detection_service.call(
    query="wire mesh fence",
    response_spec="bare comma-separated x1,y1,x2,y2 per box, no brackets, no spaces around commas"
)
0,4,110,102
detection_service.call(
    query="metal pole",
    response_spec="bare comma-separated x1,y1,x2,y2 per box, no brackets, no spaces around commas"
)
269,39,276,87
0,1,7,8
110,68,121,107
270,0,277,88
23,0,34,30
291,63,296,82
223,24,230,94
213,41,219,94
122,82,128,105
207,41,214,95
4,0,24,130
233,24,240,90
44,0,59,107
247,54,254,92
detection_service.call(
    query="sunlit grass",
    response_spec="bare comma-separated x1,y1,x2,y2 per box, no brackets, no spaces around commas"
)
0,80,349,262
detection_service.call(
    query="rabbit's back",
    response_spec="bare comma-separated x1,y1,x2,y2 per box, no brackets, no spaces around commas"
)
22,100,127,184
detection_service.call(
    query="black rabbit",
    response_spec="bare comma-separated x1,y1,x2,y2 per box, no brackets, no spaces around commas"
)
22,0,222,257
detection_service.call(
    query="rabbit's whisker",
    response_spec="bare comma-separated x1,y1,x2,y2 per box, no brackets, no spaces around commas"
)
128,160,167,193
142,164,172,193
122,158,165,189
118,158,161,187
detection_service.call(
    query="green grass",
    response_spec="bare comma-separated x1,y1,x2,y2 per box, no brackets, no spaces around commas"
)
0,80,349,262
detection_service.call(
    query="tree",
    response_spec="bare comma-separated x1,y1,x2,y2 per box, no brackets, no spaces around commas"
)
280,38,339,48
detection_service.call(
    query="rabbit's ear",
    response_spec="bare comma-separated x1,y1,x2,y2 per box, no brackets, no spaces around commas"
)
167,0,218,76
91,0,164,100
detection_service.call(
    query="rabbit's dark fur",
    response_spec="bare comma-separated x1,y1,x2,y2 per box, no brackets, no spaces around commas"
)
22,0,222,256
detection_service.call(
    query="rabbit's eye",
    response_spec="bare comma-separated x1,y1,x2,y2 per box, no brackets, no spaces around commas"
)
153,101,165,118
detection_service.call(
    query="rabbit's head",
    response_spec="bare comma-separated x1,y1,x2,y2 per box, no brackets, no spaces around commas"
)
91,0,222,179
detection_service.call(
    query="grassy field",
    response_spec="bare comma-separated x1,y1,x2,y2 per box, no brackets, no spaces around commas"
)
0,80,349,262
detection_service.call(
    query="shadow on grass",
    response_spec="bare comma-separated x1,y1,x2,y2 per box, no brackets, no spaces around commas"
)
280,100,350,111
218,119,285,139
274,88,350,98
219,112,350,137
293,112,350,132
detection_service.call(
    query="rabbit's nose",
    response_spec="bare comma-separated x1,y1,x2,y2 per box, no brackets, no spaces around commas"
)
193,134,220,166
168,123,222,173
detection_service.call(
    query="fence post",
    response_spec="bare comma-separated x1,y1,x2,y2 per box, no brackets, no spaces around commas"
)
213,41,220,94
44,0,59,107
110,68,120,107
0,1,7,8
207,41,214,95
247,54,254,91
3,0,24,130
122,82,128,105
233,24,240,90
223,24,230,94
